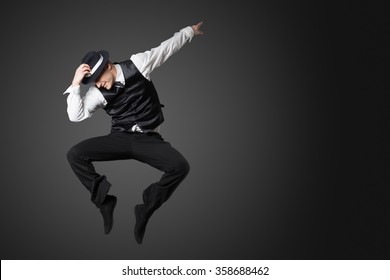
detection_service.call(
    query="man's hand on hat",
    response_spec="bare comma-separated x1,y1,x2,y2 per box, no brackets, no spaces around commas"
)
191,21,204,36
72,64,91,87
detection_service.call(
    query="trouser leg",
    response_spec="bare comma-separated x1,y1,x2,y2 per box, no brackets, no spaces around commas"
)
66,132,133,207
132,132,190,218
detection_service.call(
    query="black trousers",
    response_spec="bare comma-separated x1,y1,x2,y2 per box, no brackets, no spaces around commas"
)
66,131,190,216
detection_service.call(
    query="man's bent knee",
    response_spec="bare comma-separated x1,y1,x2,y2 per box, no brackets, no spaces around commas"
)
66,145,84,163
175,159,190,177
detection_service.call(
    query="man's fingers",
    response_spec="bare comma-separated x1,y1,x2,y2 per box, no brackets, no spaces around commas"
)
196,21,204,35
81,65,91,71
78,64,91,70
76,64,91,76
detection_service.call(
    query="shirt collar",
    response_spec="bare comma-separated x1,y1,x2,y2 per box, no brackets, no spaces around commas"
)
114,64,125,85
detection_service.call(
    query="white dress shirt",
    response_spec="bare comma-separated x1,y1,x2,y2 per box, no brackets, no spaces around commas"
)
63,26,194,132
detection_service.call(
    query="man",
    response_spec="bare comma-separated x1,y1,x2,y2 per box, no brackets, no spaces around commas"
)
64,22,204,244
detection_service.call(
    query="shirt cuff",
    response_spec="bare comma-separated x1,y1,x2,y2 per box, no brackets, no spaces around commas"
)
63,84,80,95
183,26,195,42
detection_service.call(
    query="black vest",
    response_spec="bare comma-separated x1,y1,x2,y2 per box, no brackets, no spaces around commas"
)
100,60,164,132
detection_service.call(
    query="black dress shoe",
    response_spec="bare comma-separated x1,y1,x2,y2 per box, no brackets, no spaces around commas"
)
100,195,117,234
134,204,149,244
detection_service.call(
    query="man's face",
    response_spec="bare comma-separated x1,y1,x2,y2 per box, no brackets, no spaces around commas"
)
95,64,115,90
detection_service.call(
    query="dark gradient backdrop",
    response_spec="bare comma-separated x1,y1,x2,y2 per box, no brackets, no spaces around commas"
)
1,1,389,259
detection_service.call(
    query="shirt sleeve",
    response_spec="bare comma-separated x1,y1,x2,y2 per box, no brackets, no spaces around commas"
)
130,26,194,80
63,85,107,122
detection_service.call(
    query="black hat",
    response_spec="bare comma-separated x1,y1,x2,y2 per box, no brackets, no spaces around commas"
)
80,50,109,84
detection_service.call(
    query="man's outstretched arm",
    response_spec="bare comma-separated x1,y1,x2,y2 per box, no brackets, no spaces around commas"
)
131,21,205,80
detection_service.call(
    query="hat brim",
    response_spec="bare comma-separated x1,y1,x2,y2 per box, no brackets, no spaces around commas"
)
82,50,109,84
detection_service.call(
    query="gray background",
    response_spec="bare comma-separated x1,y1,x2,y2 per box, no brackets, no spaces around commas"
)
1,1,389,259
